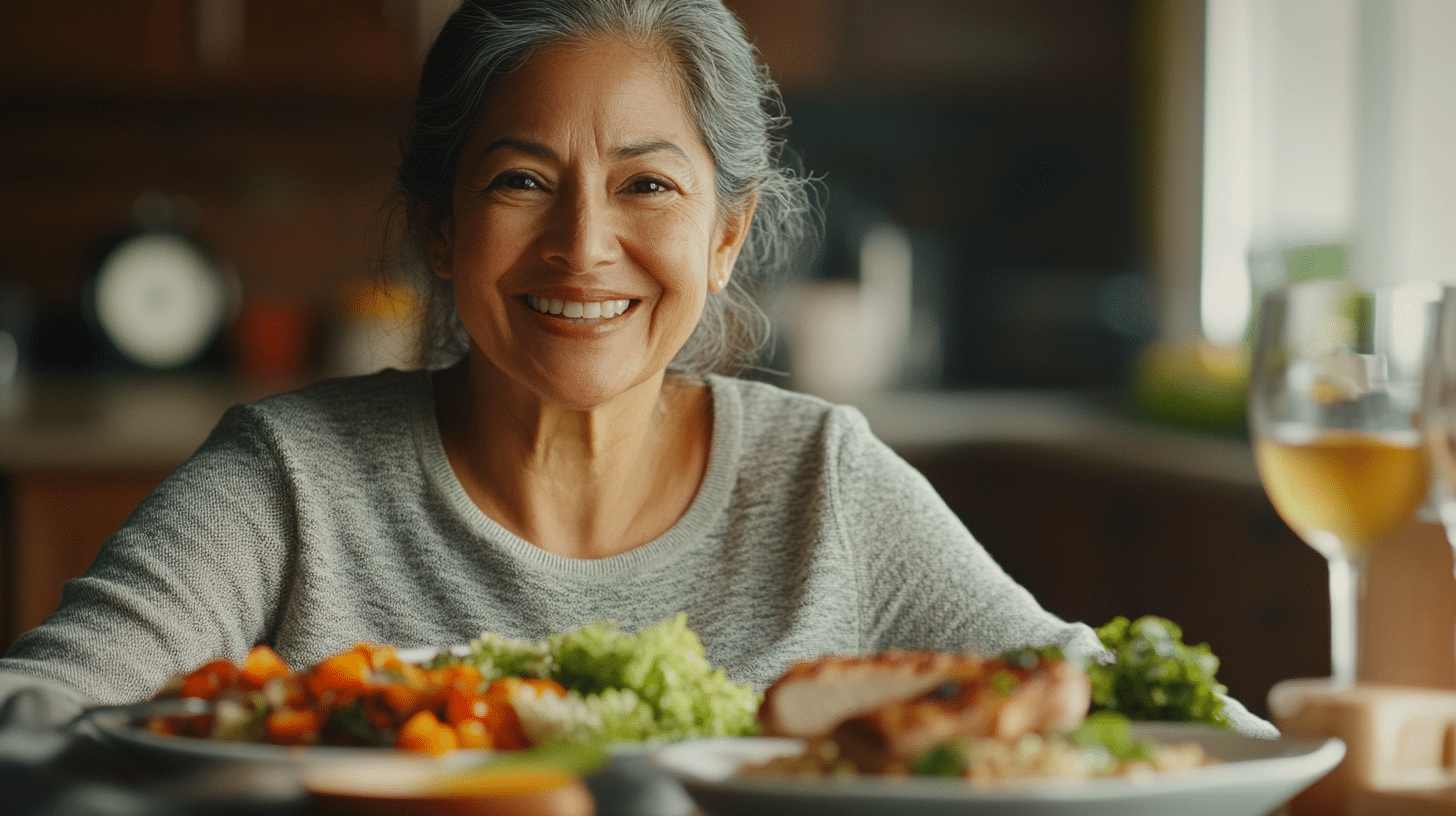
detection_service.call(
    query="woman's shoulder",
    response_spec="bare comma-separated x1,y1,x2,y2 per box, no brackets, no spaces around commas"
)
219,368,431,444
708,374,877,456
243,368,426,416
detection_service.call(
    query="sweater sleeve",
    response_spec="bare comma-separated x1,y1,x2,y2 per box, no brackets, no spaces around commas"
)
826,405,1104,660
0,405,296,706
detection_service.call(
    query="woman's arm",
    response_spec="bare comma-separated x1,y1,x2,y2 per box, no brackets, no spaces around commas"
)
0,405,296,706
824,405,1103,659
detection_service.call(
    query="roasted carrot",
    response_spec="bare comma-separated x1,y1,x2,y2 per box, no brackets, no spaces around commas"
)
445,687,490,724
180,659,240,701
265,707,322,745
455,718,493,750
427,663,485,694
305,651,373,699
240,645,291,690
481,679,530,749
397,709,458,755
380,681,429,717
350,642,401,671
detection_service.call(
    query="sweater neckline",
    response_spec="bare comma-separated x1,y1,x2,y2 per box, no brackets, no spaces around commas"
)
408,371,742,574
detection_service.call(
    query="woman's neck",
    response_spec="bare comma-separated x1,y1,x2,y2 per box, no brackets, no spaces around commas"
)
434,357,712,559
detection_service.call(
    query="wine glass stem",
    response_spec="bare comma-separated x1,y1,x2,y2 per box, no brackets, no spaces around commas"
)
1328,553,1365,686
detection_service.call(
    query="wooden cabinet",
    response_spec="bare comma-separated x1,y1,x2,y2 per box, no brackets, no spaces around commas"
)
0,0,421,99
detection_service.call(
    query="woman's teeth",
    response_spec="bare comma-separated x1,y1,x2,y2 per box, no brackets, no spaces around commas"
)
527,295,632,320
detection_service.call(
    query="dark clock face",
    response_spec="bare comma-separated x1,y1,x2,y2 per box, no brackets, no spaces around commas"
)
92,233,229,369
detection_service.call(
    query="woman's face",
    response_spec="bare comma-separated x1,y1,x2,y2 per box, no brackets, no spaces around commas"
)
423,36,753,410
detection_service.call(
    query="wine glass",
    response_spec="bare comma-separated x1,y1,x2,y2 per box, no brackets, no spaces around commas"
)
1421,286,1456,558
1248,279,1436,687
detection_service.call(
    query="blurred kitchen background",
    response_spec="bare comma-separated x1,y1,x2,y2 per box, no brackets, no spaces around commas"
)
3,0,1455,717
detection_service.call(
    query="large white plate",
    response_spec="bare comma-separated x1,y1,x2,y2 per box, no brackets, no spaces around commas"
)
82,645,471,769
82,698,493,771
82,699,698,816
652,723,1345,816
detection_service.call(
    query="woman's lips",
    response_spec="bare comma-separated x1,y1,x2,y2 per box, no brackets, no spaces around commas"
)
525,295,635,321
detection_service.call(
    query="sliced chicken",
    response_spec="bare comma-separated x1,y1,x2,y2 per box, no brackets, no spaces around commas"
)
828,652,1091,774
757,650,985,738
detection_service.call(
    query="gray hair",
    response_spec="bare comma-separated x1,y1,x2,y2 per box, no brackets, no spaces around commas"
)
392,0,817,376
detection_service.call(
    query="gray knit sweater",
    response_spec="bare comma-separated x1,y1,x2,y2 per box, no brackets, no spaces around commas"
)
0,370,1273,736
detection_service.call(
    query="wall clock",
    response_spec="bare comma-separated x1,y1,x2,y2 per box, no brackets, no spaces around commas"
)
89,230,233,370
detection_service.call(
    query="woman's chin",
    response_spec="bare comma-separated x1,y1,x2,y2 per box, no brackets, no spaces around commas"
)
514,361,663,413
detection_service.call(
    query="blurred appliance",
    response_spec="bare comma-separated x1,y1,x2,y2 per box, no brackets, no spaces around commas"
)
81,192,236,372
781,222,915,397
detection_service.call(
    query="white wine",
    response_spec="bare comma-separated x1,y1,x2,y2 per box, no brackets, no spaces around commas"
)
1254,429,1427,557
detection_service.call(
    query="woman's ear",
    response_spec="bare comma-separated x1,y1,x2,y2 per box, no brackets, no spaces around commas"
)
409,204,455,279
709,193,757,293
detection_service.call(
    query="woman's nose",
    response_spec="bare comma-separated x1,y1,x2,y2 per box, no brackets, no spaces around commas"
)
539,187,617,273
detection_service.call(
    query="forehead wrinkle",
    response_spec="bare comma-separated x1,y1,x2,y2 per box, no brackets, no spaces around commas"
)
614,138,691,164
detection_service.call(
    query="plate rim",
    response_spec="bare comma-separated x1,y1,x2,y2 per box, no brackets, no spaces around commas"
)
650,723,1345,804
82,698,494,766
82,697,663,767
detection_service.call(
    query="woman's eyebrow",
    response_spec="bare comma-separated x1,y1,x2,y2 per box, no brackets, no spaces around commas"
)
613,138,691,163
479,137,557,159
475,137,689,163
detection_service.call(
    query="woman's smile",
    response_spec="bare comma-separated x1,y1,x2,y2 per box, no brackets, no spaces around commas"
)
519,292,642,340
524,295,636,322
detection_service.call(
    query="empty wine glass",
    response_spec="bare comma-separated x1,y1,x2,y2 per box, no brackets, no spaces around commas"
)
1248,279,1437,687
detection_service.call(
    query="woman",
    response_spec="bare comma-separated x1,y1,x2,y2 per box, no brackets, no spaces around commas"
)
0,0,1270,737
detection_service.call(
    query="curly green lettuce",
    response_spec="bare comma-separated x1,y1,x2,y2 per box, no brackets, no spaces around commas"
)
458,613,760,746
1087,615,1231,729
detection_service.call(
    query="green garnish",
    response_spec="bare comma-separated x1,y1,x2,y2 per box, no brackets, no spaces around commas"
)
990,670,1018,696
1087,615,1231,729
1067,710,1157,762
911,741,968,777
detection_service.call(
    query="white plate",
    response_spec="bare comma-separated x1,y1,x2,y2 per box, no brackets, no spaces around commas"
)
652,723,1345,816
83,697,494,770
83,645,473,769
83,699,697,816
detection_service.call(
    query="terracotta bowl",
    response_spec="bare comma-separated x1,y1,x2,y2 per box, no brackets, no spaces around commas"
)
304,756,595,816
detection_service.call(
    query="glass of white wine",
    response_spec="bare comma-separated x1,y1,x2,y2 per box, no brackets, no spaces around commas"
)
1421,287,1456,559
1248,279,1437,687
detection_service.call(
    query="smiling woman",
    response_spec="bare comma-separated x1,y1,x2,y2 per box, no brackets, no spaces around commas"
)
0,0,1273,744
418,35,758,558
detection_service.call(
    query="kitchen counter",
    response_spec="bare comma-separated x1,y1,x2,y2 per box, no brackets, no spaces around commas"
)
847,388,1258,488
0,374,309,472
0,374,1257,485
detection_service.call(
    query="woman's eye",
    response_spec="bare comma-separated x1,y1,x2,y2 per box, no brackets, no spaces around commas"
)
627,177,674,195
492,172,541,191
